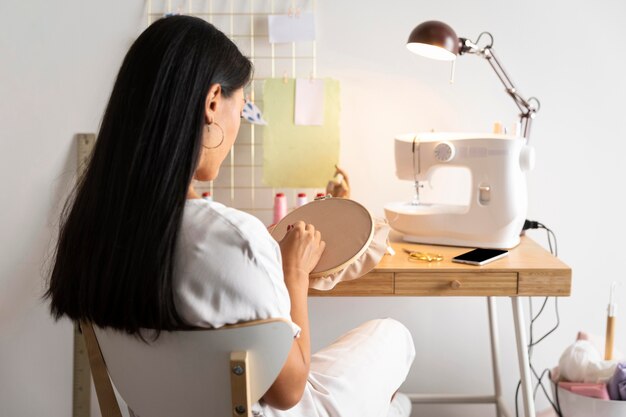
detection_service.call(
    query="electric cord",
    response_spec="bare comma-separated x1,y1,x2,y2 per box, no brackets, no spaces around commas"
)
530,298,560,348
529,297,562,412
523,220,558,257
515,297,562,417
514,220,562,417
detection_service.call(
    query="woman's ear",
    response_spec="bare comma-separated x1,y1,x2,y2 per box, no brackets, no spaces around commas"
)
204,83,222,124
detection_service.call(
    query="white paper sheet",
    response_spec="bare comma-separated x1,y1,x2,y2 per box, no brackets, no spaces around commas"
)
295,78,325,126
268,12,316,44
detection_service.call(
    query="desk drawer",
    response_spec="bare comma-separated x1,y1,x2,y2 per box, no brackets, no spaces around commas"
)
395,272,518,296
309,272,394,296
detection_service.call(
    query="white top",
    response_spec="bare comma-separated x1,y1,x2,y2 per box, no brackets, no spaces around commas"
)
173,199,300,337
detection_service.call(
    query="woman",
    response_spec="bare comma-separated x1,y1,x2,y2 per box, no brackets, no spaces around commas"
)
46,15,414,417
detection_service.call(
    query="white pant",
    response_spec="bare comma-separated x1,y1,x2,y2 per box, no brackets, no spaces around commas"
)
258,318,416,417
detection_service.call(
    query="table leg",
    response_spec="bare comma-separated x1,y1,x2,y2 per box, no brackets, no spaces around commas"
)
487,297,504,417
511,297,536,417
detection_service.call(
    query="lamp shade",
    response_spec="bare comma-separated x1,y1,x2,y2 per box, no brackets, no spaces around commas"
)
406,20,459,61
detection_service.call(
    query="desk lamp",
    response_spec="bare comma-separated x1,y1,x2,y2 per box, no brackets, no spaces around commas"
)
406,20,540,140
383,20,538,249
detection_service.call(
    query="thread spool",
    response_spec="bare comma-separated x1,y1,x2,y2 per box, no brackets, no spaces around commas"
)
273,193,287,224
296,192,308,207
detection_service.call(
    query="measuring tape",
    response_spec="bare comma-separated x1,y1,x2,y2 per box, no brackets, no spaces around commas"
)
72,133,97,417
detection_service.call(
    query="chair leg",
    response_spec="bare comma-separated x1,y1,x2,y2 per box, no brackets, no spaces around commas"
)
230,351,252,417
80,321,123,417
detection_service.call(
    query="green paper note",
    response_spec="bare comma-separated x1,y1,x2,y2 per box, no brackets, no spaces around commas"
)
262,78,340,188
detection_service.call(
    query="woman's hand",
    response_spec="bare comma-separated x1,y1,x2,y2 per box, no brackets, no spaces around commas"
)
278,221,325,287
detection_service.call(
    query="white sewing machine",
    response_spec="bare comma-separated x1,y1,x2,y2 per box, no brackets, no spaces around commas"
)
384,132,535,249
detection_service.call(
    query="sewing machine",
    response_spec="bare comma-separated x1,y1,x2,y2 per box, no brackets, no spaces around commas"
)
384,132,535,249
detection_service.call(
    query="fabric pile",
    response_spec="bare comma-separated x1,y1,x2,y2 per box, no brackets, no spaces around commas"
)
553,332,626,401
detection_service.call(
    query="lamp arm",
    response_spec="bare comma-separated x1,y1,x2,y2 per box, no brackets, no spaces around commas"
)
484,47,538,140
460,38,539,141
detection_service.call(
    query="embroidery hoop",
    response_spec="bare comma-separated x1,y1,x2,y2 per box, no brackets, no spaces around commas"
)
270,198,375,278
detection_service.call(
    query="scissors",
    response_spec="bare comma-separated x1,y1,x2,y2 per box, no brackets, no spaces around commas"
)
403,248,443,262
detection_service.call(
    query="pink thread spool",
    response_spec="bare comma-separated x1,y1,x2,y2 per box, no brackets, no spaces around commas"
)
273,193,287,224
201,191,213,202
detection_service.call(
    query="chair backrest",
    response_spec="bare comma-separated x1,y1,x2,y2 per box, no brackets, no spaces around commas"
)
83,319,293,417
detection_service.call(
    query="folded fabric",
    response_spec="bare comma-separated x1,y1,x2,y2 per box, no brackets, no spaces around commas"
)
607,362,626,400
558,381,610,400
558,340,619,383
310,218,390,290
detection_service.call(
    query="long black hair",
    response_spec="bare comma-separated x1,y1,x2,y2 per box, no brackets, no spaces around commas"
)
45,16,252,334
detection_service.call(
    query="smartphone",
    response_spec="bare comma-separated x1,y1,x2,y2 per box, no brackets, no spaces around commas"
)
451,248,509,266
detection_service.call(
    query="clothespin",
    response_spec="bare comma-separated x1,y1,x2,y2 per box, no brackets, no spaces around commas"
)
287,7,302,18
309,72,315,83
282,71,289,84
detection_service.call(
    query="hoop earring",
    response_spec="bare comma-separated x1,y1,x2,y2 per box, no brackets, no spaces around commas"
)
202,122,224,149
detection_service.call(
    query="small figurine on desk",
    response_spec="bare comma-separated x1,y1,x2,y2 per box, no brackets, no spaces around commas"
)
326,165,350,198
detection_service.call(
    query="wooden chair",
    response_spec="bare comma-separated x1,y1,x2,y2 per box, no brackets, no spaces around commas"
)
80,319,294,417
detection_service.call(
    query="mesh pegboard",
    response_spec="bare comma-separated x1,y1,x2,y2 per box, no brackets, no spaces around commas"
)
148,0,323,225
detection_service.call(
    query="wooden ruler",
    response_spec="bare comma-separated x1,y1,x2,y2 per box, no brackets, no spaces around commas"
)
77,133,96,174
72,323,91,417
72,133,97,417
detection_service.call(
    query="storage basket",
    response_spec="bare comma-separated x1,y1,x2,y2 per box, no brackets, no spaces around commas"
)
554,385,626,417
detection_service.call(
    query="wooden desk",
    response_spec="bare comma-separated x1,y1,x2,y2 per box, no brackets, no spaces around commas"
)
310,236,572,417
310,236,571,297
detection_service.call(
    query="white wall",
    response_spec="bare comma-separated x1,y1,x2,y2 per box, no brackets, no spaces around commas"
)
311,1,626,416
1,1,625,416
0,2,145,416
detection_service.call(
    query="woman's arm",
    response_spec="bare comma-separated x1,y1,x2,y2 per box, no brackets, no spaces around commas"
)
261,268,310,409
262,222,324,410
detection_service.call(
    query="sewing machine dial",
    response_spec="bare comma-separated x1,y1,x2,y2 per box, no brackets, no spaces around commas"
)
434,142,455,162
